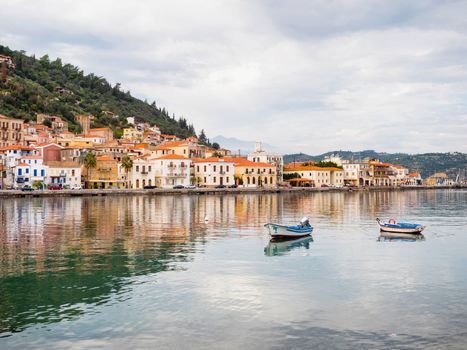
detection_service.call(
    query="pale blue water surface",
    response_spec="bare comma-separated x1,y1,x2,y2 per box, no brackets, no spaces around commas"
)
1,189,466,349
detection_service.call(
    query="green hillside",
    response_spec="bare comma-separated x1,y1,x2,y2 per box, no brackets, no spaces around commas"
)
0,45,197,138
284,150,467,179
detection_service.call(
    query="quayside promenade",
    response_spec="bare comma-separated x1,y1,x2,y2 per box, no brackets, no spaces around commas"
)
0,185,464,198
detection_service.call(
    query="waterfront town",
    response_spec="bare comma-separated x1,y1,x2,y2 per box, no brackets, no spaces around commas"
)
0,113,458,191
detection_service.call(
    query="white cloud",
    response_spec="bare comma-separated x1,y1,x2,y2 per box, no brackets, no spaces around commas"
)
1,0,467,154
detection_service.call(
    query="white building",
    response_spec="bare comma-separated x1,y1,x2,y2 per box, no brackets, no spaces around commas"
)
45,161,82,189
192,157,235,187
13,155,47,188
284,164,344,187
130,154,191,189
129,156,156,189
247,141,283,183
342,162,372,187
0,145,40,188
154,154,191,188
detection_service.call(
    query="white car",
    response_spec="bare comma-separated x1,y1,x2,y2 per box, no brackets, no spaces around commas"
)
185,185,197,189
71,185,82,190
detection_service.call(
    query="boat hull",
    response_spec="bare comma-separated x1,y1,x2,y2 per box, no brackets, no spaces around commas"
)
264,223,313,238
378,225,425,234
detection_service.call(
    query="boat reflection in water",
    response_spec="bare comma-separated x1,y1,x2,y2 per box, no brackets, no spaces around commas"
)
264,236,314,256
377,232,426,242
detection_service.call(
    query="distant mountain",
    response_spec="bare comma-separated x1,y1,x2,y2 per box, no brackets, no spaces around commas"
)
0,45,199,139
283,150,467,179
211,135,282,155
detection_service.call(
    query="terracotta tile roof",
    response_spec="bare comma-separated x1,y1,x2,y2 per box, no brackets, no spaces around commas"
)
0,145,34,151
284,165,343,171
154,154,189,160
192,157,234,163
369,161,393,167
161,140,188,147
0,114,23,121
224,157,274,167
408,172,421,177
46,161,81,168
16,162,30,167
96,155,115,161
21,155,42,159
90,127,110,131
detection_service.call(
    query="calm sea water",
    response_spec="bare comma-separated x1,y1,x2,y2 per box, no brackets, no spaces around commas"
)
1,190,466,349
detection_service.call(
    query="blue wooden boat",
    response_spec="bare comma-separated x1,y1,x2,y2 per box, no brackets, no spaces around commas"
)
376,218,425,234
264,217,313,238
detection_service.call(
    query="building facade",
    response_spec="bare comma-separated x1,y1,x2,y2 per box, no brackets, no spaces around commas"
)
0,114,24,147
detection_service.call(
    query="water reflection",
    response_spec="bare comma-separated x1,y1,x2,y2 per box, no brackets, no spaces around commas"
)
377,233,426,242
0,189,466,348
264,236,314,256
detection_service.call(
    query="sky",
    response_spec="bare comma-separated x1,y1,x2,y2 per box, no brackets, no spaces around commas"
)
1,0,467,154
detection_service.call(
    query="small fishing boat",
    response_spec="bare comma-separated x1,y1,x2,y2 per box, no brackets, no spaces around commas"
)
264,217,313,238
376,218,425,234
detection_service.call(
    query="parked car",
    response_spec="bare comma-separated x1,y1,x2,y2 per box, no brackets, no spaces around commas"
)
21,185,34,192
228,184,238,188
71,185,82,190
185,185,197,189
48,184,62,190
215,184,226,189
173,185,185,189
320,184,329,188
143,185,157,189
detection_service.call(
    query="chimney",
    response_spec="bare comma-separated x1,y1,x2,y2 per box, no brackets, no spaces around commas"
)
1,61,6,83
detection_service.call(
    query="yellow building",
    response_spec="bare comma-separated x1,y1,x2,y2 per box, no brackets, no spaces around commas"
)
123,127,143,141
162,139,206,158
224,157,276,187
84,155,125,189
284,164,344,187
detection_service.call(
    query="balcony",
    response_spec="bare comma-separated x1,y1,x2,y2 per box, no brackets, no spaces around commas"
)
167,172,186,178
141,171,148,175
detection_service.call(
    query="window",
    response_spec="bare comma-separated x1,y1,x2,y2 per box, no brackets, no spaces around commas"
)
26,168,29,174
34,169,37,176
72,170,75,176
252,177,256,185
136,165,139,172
213,165,216,172
204,165,207,172
18,169,22,176
197,166,200,172
41,169,45,176
204,177,206,183
148,166,151,172
213,177,216,183
226,166,229,172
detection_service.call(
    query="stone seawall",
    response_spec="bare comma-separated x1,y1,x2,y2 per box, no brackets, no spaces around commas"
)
0,185,465,198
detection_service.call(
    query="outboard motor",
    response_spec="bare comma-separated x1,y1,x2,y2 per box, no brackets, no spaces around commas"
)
300,217,310,228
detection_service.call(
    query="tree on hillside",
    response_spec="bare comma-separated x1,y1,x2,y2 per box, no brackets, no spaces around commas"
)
199,129,208,144
42,118,52,128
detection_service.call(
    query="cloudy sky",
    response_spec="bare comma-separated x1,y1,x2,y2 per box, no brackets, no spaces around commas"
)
1,0,467,154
